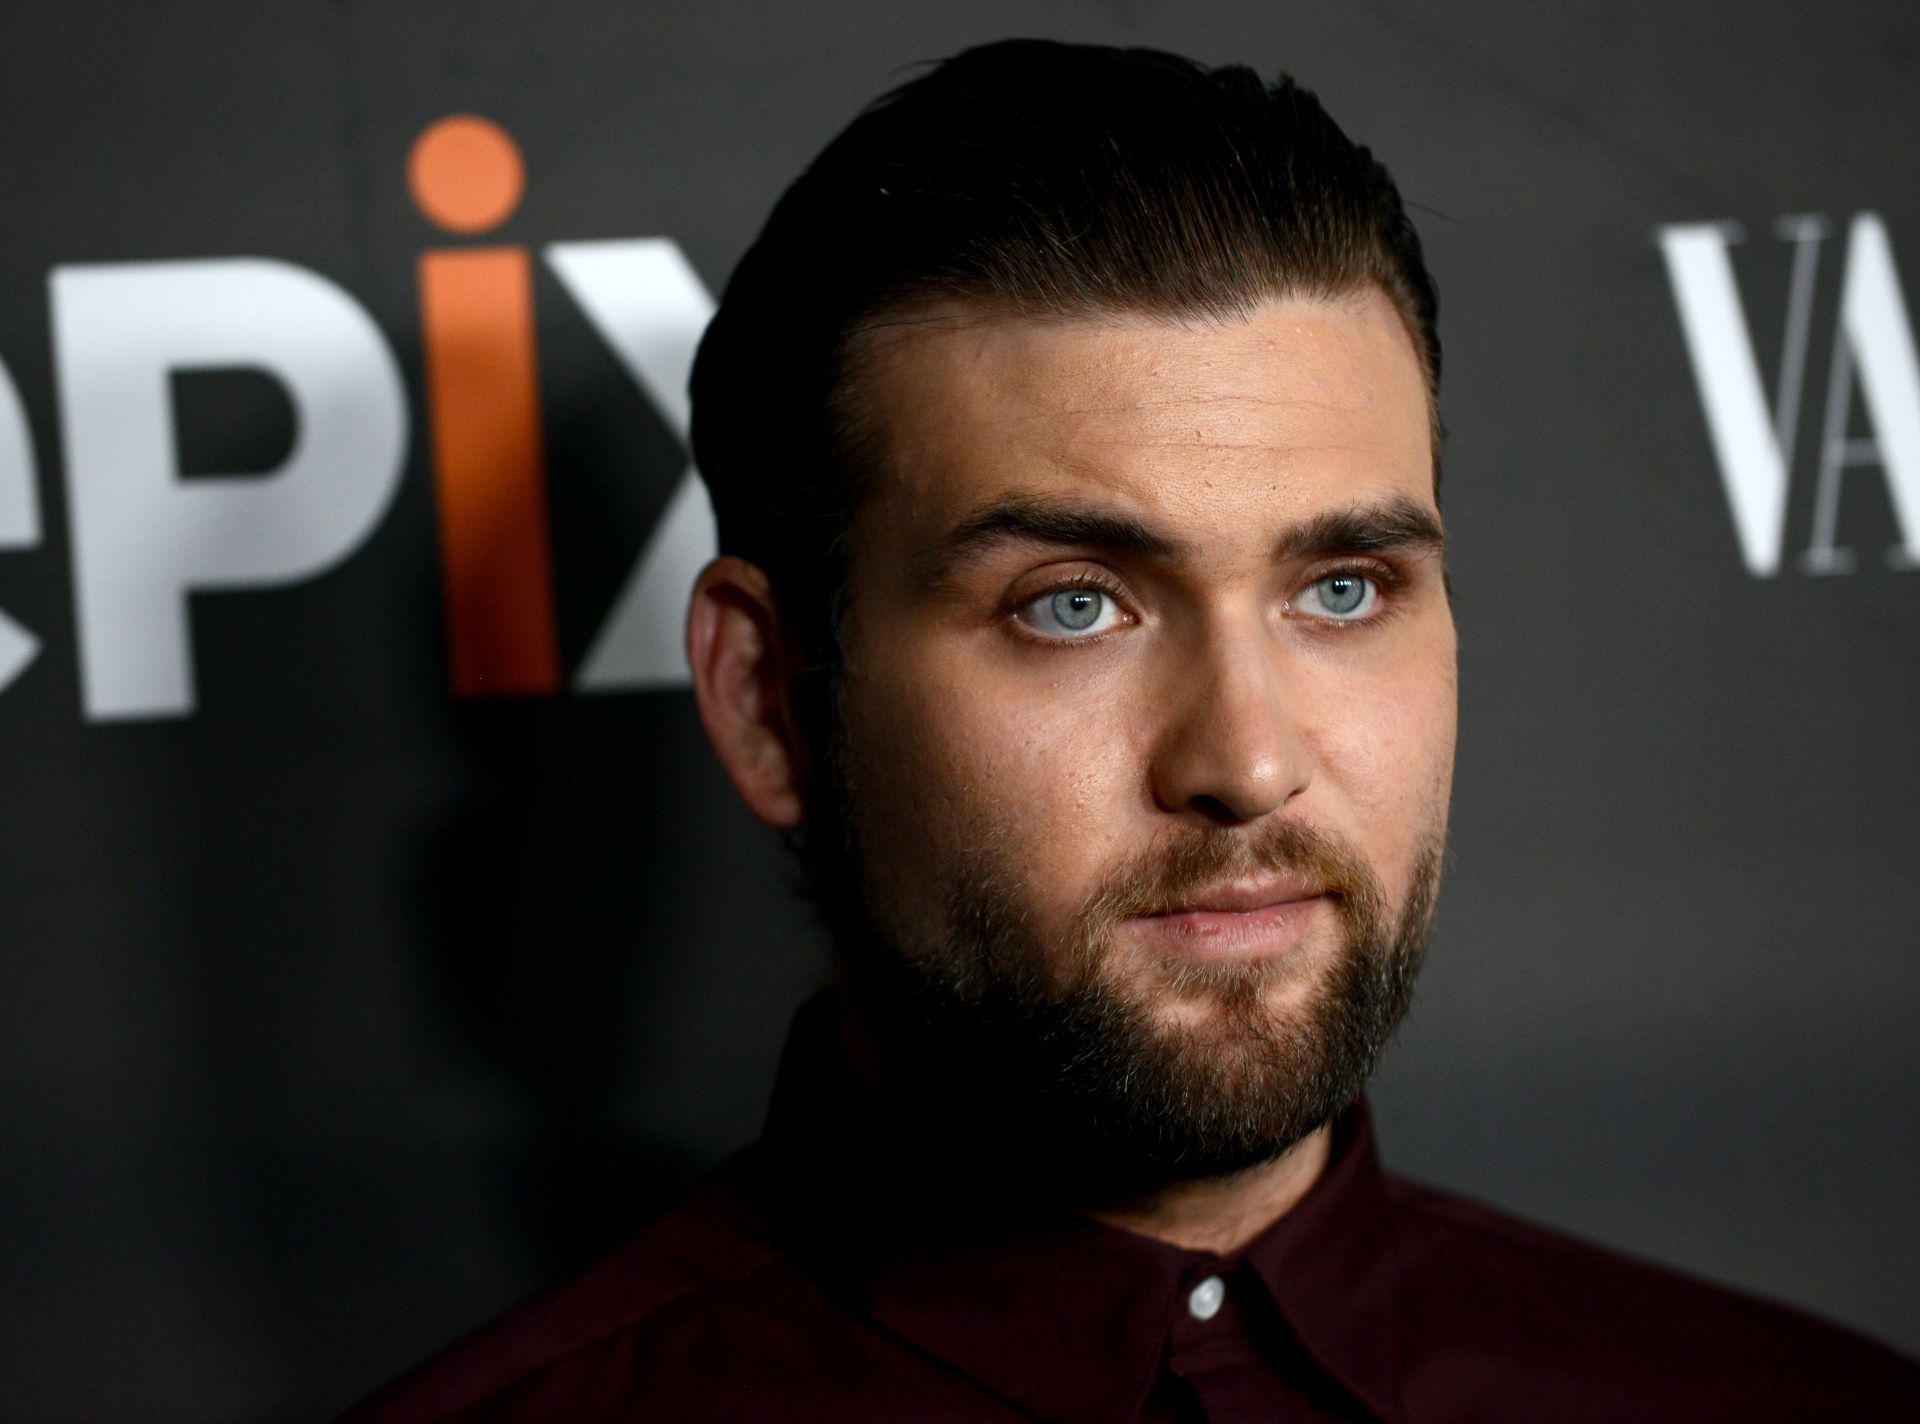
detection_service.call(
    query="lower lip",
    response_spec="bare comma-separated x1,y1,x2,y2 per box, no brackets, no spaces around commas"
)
1122,895,1331,961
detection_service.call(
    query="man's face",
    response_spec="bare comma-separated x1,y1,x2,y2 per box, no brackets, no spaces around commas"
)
819,288,1457,1183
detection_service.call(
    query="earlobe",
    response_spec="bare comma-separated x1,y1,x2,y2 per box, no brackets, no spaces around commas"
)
686,556,807,828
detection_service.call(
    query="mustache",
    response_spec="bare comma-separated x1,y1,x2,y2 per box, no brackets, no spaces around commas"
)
1076,818,1384,931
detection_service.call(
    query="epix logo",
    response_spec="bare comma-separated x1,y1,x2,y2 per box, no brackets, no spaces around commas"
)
0,114,717,721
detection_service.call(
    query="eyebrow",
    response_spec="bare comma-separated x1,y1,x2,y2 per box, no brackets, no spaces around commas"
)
1269,497,1447,563
921,496,1185,586
919,491,1445,587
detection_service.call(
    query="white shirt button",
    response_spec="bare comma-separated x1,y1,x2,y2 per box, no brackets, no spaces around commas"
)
1187,1275,1225,1321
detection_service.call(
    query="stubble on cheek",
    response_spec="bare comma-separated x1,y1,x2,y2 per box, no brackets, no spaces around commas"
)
830,646,1098,980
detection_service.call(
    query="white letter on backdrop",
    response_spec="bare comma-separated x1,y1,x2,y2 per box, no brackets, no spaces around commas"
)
545,238,717,691
1658,221,1795,576
51,258,408,720
1829,213,1920,565
0,355,41,693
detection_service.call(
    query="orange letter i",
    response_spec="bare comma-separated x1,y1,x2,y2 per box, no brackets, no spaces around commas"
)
408,114,560,696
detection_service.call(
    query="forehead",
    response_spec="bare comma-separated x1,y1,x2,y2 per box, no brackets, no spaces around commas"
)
845,288,1436,558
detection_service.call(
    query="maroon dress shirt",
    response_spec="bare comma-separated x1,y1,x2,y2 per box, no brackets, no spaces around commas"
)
344,994,1920,1421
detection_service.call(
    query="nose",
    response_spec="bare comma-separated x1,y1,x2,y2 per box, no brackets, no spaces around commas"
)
1148,619,1312,825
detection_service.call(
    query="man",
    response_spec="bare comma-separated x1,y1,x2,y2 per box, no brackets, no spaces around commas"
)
346,39,1918,1422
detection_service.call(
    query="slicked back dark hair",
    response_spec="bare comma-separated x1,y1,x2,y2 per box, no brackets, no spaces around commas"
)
690,37,1440,683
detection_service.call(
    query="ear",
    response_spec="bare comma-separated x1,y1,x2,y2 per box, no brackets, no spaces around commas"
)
686,556,807,828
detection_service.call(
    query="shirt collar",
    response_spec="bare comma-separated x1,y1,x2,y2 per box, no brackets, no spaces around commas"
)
755,990,1408,1424
1240,1101,1409,1422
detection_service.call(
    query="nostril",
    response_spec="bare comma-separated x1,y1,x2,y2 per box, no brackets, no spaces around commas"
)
1188,792,1247,825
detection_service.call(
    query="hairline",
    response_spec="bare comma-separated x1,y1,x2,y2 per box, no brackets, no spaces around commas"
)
827,277,1444,538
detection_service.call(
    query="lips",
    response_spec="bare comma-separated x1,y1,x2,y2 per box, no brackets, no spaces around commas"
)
1120,875,1334,962
1139,874,1329,919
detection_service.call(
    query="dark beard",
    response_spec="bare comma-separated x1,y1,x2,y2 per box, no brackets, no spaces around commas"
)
807,747,1443,1203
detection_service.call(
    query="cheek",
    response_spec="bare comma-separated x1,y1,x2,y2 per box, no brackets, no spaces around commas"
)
842,648,1140,921
1304,646,1458,876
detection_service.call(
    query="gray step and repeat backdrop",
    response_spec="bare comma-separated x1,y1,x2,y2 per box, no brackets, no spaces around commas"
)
1,3,1914,1419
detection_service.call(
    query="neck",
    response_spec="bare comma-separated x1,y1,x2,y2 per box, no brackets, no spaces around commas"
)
1084,1126,1332,1255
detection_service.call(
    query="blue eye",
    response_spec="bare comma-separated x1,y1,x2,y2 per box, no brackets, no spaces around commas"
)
1297,572,1378,620
1052,590,1103,629
1019,586,1125,639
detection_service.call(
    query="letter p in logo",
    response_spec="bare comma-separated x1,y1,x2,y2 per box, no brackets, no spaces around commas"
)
51,258,409,720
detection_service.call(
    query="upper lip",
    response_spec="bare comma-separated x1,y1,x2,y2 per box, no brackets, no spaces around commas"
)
1141,875,1329,917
